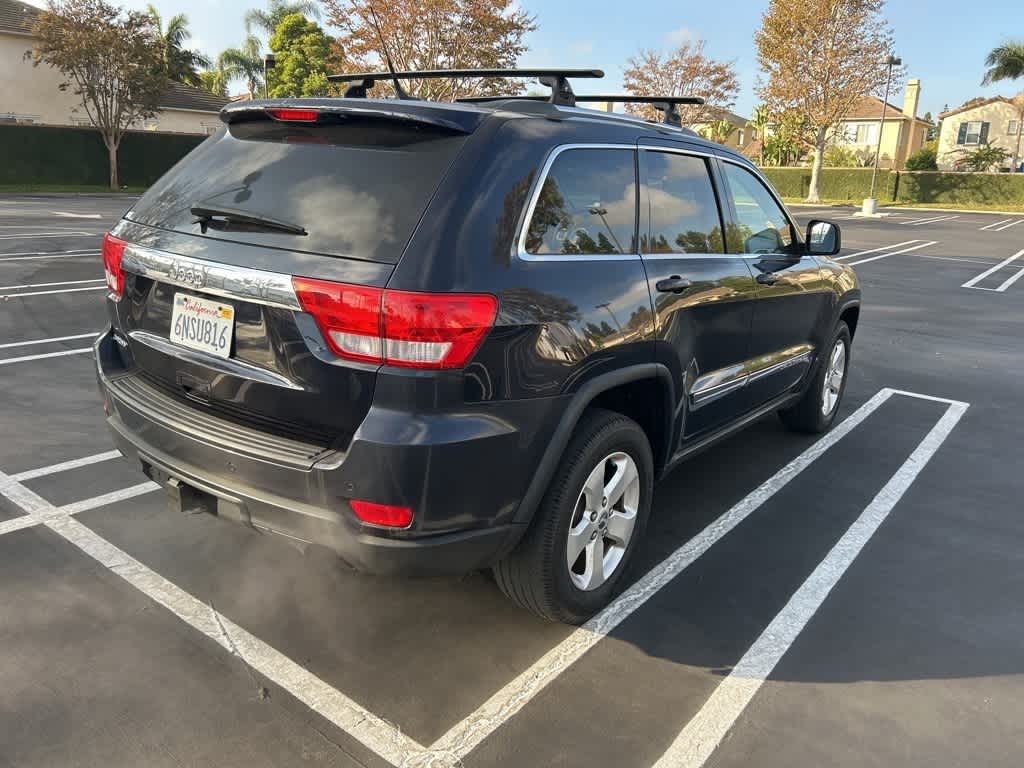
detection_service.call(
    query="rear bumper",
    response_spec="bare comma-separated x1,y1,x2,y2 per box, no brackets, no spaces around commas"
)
95,327,560,575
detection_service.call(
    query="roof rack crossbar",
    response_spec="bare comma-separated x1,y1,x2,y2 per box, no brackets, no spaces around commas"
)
328,68,604,106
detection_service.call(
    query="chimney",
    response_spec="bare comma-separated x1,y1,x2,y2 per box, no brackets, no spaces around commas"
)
902,79,921,119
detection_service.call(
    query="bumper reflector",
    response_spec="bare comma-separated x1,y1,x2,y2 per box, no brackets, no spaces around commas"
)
350,500,414,528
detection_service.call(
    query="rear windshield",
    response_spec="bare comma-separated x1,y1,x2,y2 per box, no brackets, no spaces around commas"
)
126,117,467,263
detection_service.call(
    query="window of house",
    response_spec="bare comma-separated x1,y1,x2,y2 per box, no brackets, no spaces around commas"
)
841,123,879,144
1009,120,1020,135
958,120,988,145
640,151,724,254
737,130,745,146
524,148,637,256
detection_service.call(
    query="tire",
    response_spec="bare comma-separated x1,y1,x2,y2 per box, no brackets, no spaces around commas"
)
779,322,852,434
493,408,653,624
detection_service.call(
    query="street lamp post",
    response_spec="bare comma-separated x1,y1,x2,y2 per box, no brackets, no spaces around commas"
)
263,53,276,99
862,54,901,216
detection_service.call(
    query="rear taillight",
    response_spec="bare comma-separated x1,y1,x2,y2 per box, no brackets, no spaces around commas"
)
349,500,414,529
292,277,497,370
266,108,319,122
102,233,127,299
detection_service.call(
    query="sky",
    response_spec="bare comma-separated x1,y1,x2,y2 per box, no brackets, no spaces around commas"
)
24,0,1023,119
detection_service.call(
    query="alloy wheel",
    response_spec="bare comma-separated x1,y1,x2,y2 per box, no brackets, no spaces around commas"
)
821,338,847,416
565,451,640,591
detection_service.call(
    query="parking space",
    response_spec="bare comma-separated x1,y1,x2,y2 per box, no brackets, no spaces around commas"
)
2,194,1023,767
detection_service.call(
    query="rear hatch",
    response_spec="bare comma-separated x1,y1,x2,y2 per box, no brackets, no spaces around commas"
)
109,101,477,453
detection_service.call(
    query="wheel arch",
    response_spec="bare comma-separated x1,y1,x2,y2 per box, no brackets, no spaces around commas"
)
512,364,674,524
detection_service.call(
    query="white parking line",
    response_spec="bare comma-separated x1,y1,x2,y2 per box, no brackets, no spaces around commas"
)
0,515,38,537
60,481,159,515
979,218,1014,231
0,347,92,365
52,212,103,219
652,396,968,768
0,249,98,261
1,285,105,298
917,254,995,265
961,248,1024,291
980,218,1023,232
0,232,97,239
11,449,121,481
0,278,104,291
835,240,920,261
0,467,429,766
425,387,904,760
0,332,98,350
847,240,937,266
900,214,959,226
0,224,99,230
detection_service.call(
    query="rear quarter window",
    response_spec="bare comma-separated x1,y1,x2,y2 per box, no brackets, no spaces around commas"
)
524,148,637,256
126,118,467,263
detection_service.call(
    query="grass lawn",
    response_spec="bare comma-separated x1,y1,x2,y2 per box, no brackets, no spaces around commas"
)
0,184,147,194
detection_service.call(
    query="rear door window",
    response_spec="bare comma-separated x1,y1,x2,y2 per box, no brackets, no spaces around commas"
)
640,150,725,254
524,148,637,256
126,118,468,263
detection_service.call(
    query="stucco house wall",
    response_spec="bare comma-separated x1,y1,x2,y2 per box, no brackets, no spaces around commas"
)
937,98,1023,171
1,6,226,136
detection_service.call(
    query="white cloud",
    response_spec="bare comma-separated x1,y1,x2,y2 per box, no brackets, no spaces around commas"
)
665,26,695,48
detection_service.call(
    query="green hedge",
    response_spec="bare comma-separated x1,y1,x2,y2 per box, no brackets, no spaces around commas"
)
0,124,207,187
762,167,897,201
895,172,1024,206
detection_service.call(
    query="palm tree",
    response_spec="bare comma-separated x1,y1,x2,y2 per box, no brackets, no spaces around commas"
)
982,41,1024,85
244,0,320,37
147,5,211,87
748,105,771,165
219,35,265,98
198,69,229,98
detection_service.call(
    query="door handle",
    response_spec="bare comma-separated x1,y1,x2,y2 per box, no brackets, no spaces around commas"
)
655,275,692,293
756,272,778,285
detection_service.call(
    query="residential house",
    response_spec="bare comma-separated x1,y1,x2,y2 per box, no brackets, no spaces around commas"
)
936,96,1024,171
828,79,929,169
692,111,756,151
0,0,227,134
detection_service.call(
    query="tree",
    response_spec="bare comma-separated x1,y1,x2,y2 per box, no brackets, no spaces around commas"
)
702,120,737,144
622,40,739,124
323,0,536,100
147,5,210,87
219,35,265,97
748,105,771,164
954,143,1010,172
245,0,321,37
755,0,895,202
198,68,229,97
31,0,165,189
982,41,1024,85
903,145,938,171
267,14,336,97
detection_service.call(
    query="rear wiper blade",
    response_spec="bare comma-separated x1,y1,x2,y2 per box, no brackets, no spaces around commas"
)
190,204,307,236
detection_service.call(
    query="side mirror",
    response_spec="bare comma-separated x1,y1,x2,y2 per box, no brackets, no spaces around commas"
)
806,220,841,256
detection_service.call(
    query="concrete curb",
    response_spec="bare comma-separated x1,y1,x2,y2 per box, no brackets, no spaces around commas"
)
786,202,1024,216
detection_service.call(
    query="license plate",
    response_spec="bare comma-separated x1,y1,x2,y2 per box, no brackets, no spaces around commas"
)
169,293,234,359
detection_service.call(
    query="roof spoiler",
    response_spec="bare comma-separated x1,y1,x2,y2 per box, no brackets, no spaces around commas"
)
327,68,604,106
219,99,480,133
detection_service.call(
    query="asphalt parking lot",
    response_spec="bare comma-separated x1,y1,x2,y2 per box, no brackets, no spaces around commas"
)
1,193,1022,768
